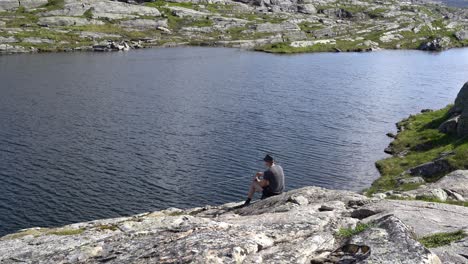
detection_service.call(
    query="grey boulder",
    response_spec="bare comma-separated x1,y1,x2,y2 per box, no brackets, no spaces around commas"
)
344,215,441,264
254,22,300,33
43,0,161,19
19,0,48,10
297,4,317,14
0,43,28,53
406,159,453,178
399,170,468,202
38,17,105,27
0,36,18,43
455,30,468,41
120,19,168,30
0,186,450,264
438,115,459,134
419,37,451,51
428,170,468,199
439,82,468,137
0,0,47,11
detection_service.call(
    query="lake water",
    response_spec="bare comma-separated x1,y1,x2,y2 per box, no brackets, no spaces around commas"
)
0,47,467,236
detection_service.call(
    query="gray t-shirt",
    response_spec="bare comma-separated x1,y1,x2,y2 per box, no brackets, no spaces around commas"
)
263,164,284,195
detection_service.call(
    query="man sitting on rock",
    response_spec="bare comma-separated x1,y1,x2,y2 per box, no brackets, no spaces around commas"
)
243,154,285,206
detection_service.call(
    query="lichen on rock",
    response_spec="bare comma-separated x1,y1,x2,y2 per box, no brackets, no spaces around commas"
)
2,185,466,263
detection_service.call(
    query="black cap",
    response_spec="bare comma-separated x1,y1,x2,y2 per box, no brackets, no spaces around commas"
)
263,154,274,162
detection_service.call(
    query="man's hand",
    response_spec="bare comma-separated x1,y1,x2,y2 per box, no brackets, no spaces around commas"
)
253,172,263,181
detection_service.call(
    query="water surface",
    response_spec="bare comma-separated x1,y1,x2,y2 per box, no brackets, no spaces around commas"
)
0,47,467,236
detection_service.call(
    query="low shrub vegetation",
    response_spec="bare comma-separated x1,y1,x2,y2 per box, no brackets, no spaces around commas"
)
338,223,372,238
387,196,468,207
47,228,85,236
43,0,65,11
418,231,466,248
83,8,94,19
256,42,335,53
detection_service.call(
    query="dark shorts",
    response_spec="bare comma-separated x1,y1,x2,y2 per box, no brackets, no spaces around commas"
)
261,189,281,199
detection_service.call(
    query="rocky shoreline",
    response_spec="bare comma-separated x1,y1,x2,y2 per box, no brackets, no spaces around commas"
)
369,82,468,202
1,82,468,263
1,186,467,263
0,0,468,55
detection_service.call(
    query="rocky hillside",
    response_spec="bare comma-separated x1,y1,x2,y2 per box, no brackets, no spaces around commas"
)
1,185,467,263
0,0,467,54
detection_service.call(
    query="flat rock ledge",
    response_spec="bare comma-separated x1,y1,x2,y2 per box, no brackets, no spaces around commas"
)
1,186,467,263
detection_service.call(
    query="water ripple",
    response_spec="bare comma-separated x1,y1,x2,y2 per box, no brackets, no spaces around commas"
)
0,47,467,236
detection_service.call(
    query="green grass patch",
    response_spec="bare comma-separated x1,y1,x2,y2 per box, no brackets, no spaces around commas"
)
16,5,27,14
385,109,452,154
47,228,85,236
235,13,259,21
2,229,44,240
97,224,119,231
418,197,468,207
298,22,324,33
168,2,197,9
335,39,368,51
205,3,234,14
222,25,271,41
317,4,367,14
3,11,39,28
43,0,65,11
338,5,367,14
418,231,466,248
144,1,166,8
149,6,207,30
366,7,387,18
3,227,85,239
7,26,93,52
165,211,186,216
387,195,468,207
261,14,287,24
338,223,372,238
417,6,436,17
359,16,461,50
432,19,445,29
400,5,416,12
226,26,248,38
83,8,94,20
189,17,213,27
63,24,158,40
368,105,468,195
256,42,336,53
256,39,372,54
145,0,198,10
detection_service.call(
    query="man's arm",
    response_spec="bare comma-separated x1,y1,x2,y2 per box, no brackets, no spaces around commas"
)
256,171,270,187
255,172,264,178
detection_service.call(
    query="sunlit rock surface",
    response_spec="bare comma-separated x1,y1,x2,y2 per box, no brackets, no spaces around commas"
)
2,186,466,263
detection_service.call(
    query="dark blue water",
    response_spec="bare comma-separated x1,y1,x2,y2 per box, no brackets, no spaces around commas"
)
0,47,467,236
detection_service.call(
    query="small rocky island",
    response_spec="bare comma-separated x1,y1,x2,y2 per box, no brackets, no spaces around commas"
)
1,82,468,263
0,0,467,54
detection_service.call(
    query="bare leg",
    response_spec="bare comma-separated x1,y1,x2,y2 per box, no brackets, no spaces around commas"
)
247,180,263,199
243,179,269,206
